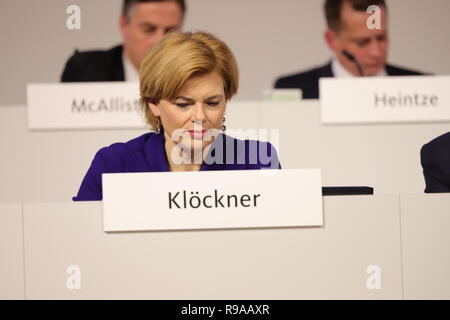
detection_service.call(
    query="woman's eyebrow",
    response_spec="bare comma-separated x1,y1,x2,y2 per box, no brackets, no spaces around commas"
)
205,94,224,100
174,96,194,101
175,95,224,101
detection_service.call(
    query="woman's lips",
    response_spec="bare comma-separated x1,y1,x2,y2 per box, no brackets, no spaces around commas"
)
188,130,207,139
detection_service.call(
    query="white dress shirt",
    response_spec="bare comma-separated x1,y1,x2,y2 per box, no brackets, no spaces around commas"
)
122,51,139,82
331,56,387,77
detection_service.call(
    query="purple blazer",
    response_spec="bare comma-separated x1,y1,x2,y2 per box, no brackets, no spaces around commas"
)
73,132,281,201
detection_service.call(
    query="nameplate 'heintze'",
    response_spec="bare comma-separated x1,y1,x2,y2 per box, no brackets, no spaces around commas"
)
319,76,450,124
27,82,145,129
102,169,323,232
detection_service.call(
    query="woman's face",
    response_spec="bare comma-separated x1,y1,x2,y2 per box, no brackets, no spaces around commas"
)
149,70,226,156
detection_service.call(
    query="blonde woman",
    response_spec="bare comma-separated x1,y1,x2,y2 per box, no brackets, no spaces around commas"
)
74,31,280,201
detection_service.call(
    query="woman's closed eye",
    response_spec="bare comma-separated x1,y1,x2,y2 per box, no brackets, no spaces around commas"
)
206,101,220,107
173,100,220,108
175,102,190,108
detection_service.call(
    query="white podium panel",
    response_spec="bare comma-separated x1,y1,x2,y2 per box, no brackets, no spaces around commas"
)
0,106,147,203
0,204,25,299
260,101,450,194
400,193,450,300
23,197,402,299
225,101,261,136
0,104,259,203
2,102,449,201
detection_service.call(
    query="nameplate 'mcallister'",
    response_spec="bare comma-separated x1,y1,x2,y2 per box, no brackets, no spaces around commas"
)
102,169,323,232
320,76,450,124
27,82,145,130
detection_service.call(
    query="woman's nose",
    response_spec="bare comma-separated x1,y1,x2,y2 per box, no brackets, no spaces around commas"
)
192,103,206,122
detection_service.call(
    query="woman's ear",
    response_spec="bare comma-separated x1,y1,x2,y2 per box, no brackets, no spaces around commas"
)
148,102,161,117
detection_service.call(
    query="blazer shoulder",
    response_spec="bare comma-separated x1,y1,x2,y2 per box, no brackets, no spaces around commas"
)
96,132,153,164
61,44,124,82
421,132,450,175
275,63,332,88
66,45,123,65
386,63,427,76
421,132,450,192
421,132,450,155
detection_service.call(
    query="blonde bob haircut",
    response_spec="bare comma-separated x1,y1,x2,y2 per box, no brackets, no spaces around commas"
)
139,31,239,130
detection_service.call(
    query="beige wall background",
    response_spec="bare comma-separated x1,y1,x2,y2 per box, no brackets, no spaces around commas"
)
1,0,449,105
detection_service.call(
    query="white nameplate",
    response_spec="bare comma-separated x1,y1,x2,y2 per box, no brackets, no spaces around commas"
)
320,75,450,124
102,169,323,232
27,82,146,130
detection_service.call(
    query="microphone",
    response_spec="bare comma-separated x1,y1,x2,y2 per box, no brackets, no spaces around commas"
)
342,50,364,77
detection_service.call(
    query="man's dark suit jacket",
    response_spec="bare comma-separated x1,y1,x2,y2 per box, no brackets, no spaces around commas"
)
421,132,450,193
274,61,425,99
61,45,125,82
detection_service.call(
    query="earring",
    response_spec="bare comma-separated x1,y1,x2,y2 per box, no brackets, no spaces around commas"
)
155,117,161,134
221,114,226,132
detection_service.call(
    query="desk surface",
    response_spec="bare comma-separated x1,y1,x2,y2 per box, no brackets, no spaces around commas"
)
400,194,450,299
0,203,24,299
22,196,403,299
2,194,449,299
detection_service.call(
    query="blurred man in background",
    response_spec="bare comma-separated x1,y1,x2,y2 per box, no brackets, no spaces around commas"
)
61,0,185,82
274,0,424,99
421,132,450,193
